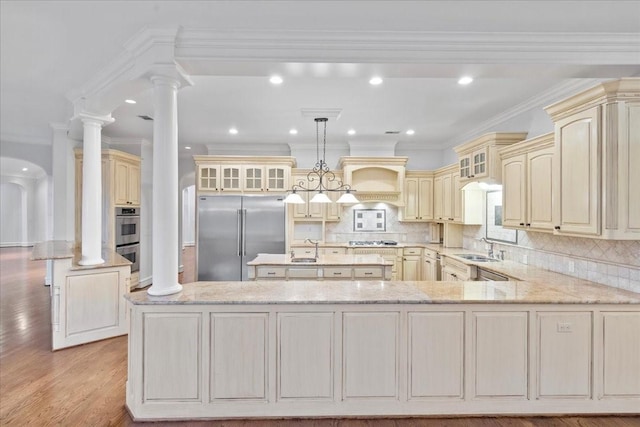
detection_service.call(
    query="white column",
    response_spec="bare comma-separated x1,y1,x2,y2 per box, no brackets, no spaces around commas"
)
147,76,182,296
78,114,111,266
50,123,76,242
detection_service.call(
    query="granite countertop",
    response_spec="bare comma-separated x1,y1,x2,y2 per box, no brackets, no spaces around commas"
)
31,240,131,270
125,279,640,305
247,253,393,266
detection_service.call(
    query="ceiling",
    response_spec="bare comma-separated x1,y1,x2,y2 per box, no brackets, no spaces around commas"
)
1,1,639,162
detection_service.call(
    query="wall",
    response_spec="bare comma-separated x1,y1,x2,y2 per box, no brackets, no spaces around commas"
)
325,203,431,243
0,175,51,246
0,182,26,245
463,220,640,294
182,185,195,246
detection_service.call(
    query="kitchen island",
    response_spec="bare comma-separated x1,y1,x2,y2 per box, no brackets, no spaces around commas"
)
124,279,640,421
247,253,393,280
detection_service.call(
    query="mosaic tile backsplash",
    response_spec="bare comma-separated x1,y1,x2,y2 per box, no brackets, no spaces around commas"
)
464,225,640,293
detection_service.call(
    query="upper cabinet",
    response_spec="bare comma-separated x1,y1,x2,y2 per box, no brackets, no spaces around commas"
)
454,132,528,184
113,156,140,206
194,156,296,194
500,133,555,232
544,78,640,240
339,157,407,206
401,172,434,222
432,165,482,225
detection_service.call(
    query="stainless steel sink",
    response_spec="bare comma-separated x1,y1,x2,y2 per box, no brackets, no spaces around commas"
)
454,254,500,262
290,257,317,263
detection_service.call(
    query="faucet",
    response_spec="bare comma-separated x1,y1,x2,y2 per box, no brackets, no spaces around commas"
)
304,238,319,259
480,237,495,259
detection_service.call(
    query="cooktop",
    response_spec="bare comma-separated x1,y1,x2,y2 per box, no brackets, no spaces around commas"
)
348,240,398,246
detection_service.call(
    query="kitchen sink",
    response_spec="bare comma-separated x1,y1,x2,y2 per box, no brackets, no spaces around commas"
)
454,254,500,262
290,257,317,263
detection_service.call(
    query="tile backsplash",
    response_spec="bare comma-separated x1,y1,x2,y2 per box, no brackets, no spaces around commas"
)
464,225,640,293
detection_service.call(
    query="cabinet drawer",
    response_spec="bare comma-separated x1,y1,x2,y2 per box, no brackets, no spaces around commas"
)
353,267,383,279
324,247,347,255
324,267,352,279
292,247,316,257
424,248,439,260
404,247,422,256
288,268,319,279
256,267,286,278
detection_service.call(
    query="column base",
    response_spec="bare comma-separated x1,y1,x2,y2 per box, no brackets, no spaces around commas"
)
78,256,105,266
147,283,183,296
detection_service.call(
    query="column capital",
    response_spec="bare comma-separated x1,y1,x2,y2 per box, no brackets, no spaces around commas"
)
147,62,193,89
78,112,115,127
49,122,69,133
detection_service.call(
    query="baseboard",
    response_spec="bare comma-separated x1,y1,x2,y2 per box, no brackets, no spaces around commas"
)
137,275,152,289
0,242,34,248
182,242,195,247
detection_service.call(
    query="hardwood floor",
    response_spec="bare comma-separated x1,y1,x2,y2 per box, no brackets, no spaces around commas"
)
1,246,638,426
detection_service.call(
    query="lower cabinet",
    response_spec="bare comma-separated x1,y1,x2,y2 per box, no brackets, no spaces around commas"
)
128,305,640,420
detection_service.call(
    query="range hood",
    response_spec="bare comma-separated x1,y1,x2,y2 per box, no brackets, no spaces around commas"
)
338,156,408,206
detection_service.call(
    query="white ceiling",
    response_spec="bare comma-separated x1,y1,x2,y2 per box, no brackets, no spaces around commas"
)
1,1,639,158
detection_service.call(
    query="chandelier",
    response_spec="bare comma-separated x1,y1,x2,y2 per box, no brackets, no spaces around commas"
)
283,118,359,204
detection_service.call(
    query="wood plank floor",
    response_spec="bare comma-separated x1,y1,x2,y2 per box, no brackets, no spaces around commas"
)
1,246,638,426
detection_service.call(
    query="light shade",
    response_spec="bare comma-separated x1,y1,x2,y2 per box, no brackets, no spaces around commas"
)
336,191,359,204
283,192,305,204
310,192,332,203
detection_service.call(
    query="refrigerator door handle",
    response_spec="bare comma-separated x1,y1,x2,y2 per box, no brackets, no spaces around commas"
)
242,209,247,256
237,209,242,257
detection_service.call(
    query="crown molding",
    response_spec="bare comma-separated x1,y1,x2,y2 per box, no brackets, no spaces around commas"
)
176,29,640,65
447,78,604,147
102,136,148,146
206,143,291,155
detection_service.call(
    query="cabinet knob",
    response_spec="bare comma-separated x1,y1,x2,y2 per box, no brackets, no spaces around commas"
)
526,223,531,227
426,260,431,264
519,222,525,226
554,226,561,230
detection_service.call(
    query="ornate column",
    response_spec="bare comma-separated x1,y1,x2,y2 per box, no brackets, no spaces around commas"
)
78,113,113,266
147,76,182,296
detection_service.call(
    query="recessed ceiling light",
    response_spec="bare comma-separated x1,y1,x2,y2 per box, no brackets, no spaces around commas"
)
406,129,415,135
125,99,136,104
369,77,383,85
185,146,191,150
269,75,283,85
229,128,238,135
458,76,473,85
22,167,28,171
347,129,356,135
289,129,298,135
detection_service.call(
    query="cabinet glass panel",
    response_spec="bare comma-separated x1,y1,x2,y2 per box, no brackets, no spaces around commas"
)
244,167,262,190
200,167,218,190
473,152,486,175
268,168,285,189
222,167,240,189
459,157,470,178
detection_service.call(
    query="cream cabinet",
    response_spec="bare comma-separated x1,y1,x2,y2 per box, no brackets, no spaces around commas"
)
433,165,482,225
324,171,344,221
194,156,295,195
440,255,477,281
114,158,140,206
351,247,402,281
402,247,422,281
290,171,324,219
402,173,434,221
454,132,528,184
544,78,640,239
501,133,555,232
422,248,440,281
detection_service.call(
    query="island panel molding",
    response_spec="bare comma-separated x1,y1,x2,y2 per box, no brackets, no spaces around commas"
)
125,281,640,420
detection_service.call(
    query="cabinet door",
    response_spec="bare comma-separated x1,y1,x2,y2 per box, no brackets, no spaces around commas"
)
266,167,287,191
198,165,220,191
128,163,140,205
221,166,242,191
471,147,488,179
114,161,129,205
554,106,601,235
418,178,434,220
527,147,554,231
459,155,471,179
451,172,462,222
243,166,264,192
434,175,444,221
326,189,342,221
403,178,419,220
402,256,421,281
502,154,526,228
442,174,453,220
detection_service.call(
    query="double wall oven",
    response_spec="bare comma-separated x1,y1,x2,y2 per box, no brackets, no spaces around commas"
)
115,207,140,273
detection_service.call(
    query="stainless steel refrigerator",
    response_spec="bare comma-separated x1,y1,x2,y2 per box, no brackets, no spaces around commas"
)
197,195,286,281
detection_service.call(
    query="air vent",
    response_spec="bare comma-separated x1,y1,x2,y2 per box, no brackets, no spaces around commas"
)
137,115,153,121
385,131,400,134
